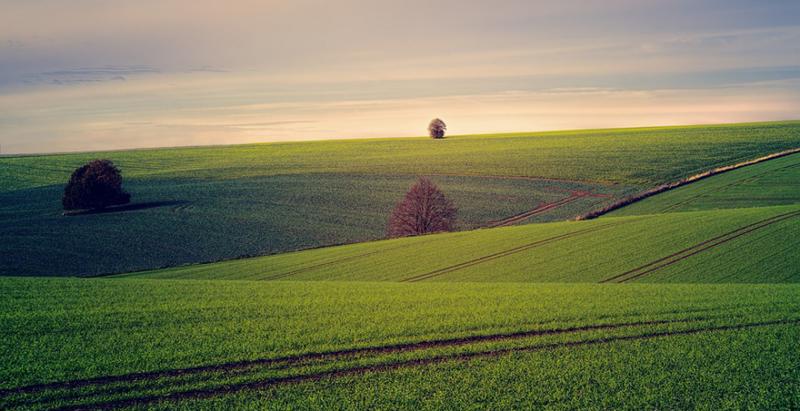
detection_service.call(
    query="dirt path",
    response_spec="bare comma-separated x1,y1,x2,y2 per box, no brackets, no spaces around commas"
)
34,318,798,411
600,209,800,283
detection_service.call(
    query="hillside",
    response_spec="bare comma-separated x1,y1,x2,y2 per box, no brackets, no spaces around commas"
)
122,205,800,283
2,278,798,409
609,151,800,216
3,120,800,277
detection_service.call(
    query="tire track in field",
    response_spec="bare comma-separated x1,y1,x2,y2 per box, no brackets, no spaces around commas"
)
259,242,420,281
403,221,628,282
48,318,800,411
486,190,611,228
660,158,800,212
600,209,800,283
0,317,694,400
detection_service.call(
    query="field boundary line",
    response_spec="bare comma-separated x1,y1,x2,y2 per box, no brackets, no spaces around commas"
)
600,209,800,283
50,318,800,411
578,147,800,219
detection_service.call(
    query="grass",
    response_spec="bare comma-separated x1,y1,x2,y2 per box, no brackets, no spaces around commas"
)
3,121,800,409
1,278,798,409
2,120,799,277
121,204,800,283
168,325,799,410
0,174,625,277
609,151,800,216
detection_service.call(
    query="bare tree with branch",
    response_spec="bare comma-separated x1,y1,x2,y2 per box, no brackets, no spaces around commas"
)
387,177,457,237
428,118,447,139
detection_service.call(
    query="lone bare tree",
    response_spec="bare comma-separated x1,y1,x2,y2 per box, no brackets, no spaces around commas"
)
428,118,447,139
387,177,457,237
62,159,131,211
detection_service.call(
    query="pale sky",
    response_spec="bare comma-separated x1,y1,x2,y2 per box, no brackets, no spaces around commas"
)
1,0,799,153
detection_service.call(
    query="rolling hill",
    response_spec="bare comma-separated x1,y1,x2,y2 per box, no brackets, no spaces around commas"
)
3,120,800,277
2,278,798,409
3,121,799,410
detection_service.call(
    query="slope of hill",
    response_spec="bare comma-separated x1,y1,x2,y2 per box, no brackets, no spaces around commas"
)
2,278,798,409
609,151,800,216
121,204,800,283
2,121,799,277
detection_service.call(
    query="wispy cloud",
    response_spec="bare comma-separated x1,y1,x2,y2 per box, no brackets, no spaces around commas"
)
1,0,799,153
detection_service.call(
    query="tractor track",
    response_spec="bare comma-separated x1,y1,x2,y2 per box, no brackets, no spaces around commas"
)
0,316,695,399
660,160,800,212
487,191,611,228
600,209,800,283
38,318,799,411
259,242,419,281
403,221,628,282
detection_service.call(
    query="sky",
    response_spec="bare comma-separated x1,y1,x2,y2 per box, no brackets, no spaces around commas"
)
1,0,799,154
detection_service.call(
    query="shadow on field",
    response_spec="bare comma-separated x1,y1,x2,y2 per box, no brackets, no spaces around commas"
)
63,200,188,216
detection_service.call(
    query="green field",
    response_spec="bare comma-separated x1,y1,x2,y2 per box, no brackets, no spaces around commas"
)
3,121,800,277
3,121,800,410
121,205,800,283
610,151,800,216
1,279,798,410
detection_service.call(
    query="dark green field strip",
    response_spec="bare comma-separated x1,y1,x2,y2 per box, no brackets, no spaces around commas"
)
600,208,800,283
1,173,624,277
7,317,796,411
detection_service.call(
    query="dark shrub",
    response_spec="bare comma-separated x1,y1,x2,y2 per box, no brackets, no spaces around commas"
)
62,159,131,211
387,177,457,237
428,118,447,139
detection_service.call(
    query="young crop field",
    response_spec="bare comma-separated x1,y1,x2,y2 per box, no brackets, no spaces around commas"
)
2,121,800,410
2,121,800,277
609,151,800,216
1,278,798,410
123,204,800,283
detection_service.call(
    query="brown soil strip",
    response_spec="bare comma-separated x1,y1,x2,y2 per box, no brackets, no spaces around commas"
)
1,317,692,401
51,318,799,411
600,209,800,283
404,221,627,282
578,148,800,220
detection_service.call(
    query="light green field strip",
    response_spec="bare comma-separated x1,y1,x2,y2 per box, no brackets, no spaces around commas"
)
610,151,800,216
122,205,800,283
157,325,800,410
1,278,798,409
2,121,800,192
